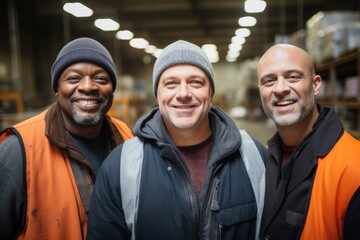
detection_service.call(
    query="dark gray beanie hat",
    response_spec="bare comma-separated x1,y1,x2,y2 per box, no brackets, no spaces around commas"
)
153,40,215,98
51,37,117,92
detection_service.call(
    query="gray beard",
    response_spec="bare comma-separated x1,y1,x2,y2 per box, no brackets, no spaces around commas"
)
72,108,104,126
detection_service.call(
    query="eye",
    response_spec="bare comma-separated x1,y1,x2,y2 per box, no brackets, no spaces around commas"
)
189,79,204,88
286,74,302,82
261,77,276,87
164,80,178,88
65,75,81,83
94,75,111,84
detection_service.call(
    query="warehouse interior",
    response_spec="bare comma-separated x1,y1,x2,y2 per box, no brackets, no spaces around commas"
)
1,0,360,144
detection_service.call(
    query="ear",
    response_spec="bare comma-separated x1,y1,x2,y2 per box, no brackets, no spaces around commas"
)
312,75,322,96
55,92,59,96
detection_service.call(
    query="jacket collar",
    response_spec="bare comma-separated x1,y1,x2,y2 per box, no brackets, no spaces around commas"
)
267,104,343,162
44,102,124,163
134,106,242,161
268,105,343,205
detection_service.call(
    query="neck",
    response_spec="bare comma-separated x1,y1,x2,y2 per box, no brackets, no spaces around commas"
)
167,120,212,147
62,112,104,139
277,108,319,147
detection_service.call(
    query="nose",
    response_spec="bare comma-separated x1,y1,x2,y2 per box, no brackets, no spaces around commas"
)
177,82,191,98
78,77,98,93
272,77,290,96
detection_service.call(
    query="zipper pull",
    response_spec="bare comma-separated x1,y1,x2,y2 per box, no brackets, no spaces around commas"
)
210,178,220,211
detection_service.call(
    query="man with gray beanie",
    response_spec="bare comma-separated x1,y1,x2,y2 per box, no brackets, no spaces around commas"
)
0,37,133,240
87,40,267,240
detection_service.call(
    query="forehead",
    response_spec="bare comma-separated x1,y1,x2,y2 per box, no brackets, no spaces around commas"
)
160,64,208,79
258,46,311,75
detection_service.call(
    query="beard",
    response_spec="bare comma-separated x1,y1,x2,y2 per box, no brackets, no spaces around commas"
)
71,107,105,125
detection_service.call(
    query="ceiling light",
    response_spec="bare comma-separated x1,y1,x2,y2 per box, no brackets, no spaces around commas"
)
235,28,251,37
129,38,149,49
63,2,93,17
94,18,120,31
244,0,267,13
226,55,237,62
231,36,246,45
238,16,257,27
206,52,219,63
145,45,157,54
202,44,217,52
227,51,240,58
229,43,243,52
116,30,134,40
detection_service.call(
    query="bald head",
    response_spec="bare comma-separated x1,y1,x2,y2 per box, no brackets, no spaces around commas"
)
256,43,322,142
258,44,315,78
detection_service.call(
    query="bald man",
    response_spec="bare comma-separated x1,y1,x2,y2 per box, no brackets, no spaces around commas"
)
257,44,360,240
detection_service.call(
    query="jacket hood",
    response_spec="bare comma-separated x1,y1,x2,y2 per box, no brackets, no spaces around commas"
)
134,105,242,159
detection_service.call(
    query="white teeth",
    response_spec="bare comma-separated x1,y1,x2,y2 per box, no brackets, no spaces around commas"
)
79,100,97,105
276,100,293,106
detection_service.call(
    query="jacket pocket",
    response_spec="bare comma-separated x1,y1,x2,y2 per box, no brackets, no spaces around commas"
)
216,201,257,225
214,201,257,240
286,210,304,227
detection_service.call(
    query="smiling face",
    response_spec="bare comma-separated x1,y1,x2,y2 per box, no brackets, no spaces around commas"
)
157,64,213,140
56,62,113,133
257,44,322,129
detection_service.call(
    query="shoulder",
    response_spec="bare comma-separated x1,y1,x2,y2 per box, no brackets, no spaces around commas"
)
109,117,133,140
0,134,23,168
240,130,268,165
100,144,123,176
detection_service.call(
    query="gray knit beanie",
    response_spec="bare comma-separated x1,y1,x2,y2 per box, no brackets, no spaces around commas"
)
153,40,215,98
51,37,117,92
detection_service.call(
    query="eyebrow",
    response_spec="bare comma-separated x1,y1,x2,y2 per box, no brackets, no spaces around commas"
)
260,69,304,79
284,69,304,75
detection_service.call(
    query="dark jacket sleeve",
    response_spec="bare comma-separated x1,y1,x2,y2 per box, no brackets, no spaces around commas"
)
343,187,360,240
0,135,26,239
87,144,131,240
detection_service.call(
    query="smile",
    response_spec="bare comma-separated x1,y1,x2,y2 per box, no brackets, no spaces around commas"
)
77,99,99,105
275,100,294,106
175,105,194,109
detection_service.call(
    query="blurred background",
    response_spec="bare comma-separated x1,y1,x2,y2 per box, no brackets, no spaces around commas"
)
1,0,360,144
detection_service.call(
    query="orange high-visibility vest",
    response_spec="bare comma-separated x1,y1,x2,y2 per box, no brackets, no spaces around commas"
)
301,131,360,240
1,110,132,240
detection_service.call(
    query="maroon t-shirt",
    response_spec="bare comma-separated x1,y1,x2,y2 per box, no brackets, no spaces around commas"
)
178,136,214,197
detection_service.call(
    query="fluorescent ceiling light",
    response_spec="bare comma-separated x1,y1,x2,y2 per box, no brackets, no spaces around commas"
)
116,30,134,40
202,44,217,52
235,28,251,37
238,16,257,27
244,0,267,13
63,2,93,17
208,56,219,63
94,18,120,31
229,43,243,52
145,45,157,54
231,36,246,45
129,38,149,49
206,52,219,63
227,50,240,58
226,55,237,62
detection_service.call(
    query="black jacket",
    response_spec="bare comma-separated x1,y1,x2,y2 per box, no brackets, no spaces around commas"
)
260,105,360,240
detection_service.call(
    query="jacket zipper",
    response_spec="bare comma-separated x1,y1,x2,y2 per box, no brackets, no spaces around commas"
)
164,144,200,238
